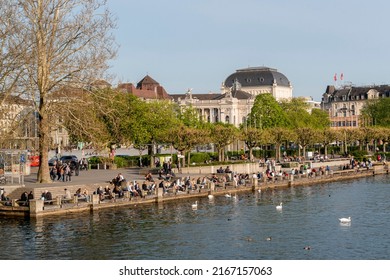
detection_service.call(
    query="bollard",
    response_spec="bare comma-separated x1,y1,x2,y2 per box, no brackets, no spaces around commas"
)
29,199,44,215
288,174,294,187
156,187,164,203
92,194,100,205
11,199,19,207
251,178,258,191
210,182,215,191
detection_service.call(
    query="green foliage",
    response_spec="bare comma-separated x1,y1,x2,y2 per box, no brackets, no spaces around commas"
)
190,152,211,164
87,156,105,164
178,105,204,128
361,98,390,127
279,97,310,128
249,94,289,128
310,108,331,129
113,156,129,168
210,122,239,161
350,150,369,162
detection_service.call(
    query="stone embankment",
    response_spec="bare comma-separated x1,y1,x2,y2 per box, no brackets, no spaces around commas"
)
0,160,388,218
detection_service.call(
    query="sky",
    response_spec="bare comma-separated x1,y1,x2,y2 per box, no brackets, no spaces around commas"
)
106,0,390,101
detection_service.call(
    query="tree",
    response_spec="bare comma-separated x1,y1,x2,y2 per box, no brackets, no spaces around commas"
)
1,0,117,183
59,87,115,153
295,127,317,158
249,94,289,129
358,127,377,153
170,125,209,168
268,127,294,162
210,123,238,162
239,127,262,161
317,128,338,158
361,98,390,128
279,97,310,129
310,108,331,129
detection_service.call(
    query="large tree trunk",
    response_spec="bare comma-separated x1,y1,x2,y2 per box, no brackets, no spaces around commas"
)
324,144,328,158
37,103,51,183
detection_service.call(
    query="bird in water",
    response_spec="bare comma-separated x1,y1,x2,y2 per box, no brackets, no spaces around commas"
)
276,202,283,210
192,201,198,210
266,237,272,241
339,217,351,223
304,246,311,250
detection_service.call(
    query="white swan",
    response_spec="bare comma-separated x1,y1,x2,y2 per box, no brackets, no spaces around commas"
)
276,202,283,210
192,201,198,210
208,194,214,199
339,217,351,223
225,193,232,198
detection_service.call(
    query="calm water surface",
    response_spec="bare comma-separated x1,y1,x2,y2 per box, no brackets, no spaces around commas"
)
0,175,389,260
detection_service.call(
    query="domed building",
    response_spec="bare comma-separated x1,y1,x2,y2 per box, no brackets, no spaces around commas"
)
222,67,293,100
172,66,293,128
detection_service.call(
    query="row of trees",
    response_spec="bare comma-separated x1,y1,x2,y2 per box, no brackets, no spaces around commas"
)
64,90,390,169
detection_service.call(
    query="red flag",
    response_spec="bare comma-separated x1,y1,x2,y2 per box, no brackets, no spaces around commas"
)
340,73,344,80
334,73,337,81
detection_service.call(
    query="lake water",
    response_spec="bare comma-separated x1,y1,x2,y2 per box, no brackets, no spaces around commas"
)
0,175,389,260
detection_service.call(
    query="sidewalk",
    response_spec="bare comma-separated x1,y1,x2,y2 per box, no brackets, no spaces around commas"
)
22,167,148,189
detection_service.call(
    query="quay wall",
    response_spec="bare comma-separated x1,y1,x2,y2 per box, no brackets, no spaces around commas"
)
1,160,385,218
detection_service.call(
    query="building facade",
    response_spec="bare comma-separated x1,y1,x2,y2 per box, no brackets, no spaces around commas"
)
172,86,254,127
321,85,390,129
173,66,293,128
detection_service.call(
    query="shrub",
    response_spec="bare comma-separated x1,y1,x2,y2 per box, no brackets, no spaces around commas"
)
190,152,210,164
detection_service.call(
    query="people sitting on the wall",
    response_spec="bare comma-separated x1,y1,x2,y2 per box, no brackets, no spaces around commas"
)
1,191,11,206
19,191,29,206
113,184,124,198
82,189,89,202
104,186,113,199
41,190,53,204
28,191,34,201
217,167,224,173
96,186,104,201
132,181,142,197
111,173,125,187
224,166,232,173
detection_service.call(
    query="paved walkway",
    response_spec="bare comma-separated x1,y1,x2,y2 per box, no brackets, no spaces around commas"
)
21,166,201,189
21,167,153,189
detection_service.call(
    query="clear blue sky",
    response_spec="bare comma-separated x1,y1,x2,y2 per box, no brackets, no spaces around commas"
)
107,0,390,101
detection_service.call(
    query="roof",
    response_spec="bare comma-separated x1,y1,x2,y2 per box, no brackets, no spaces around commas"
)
117,75,171,100
224,67,291,88
136,75,159,89
323,85,390,102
